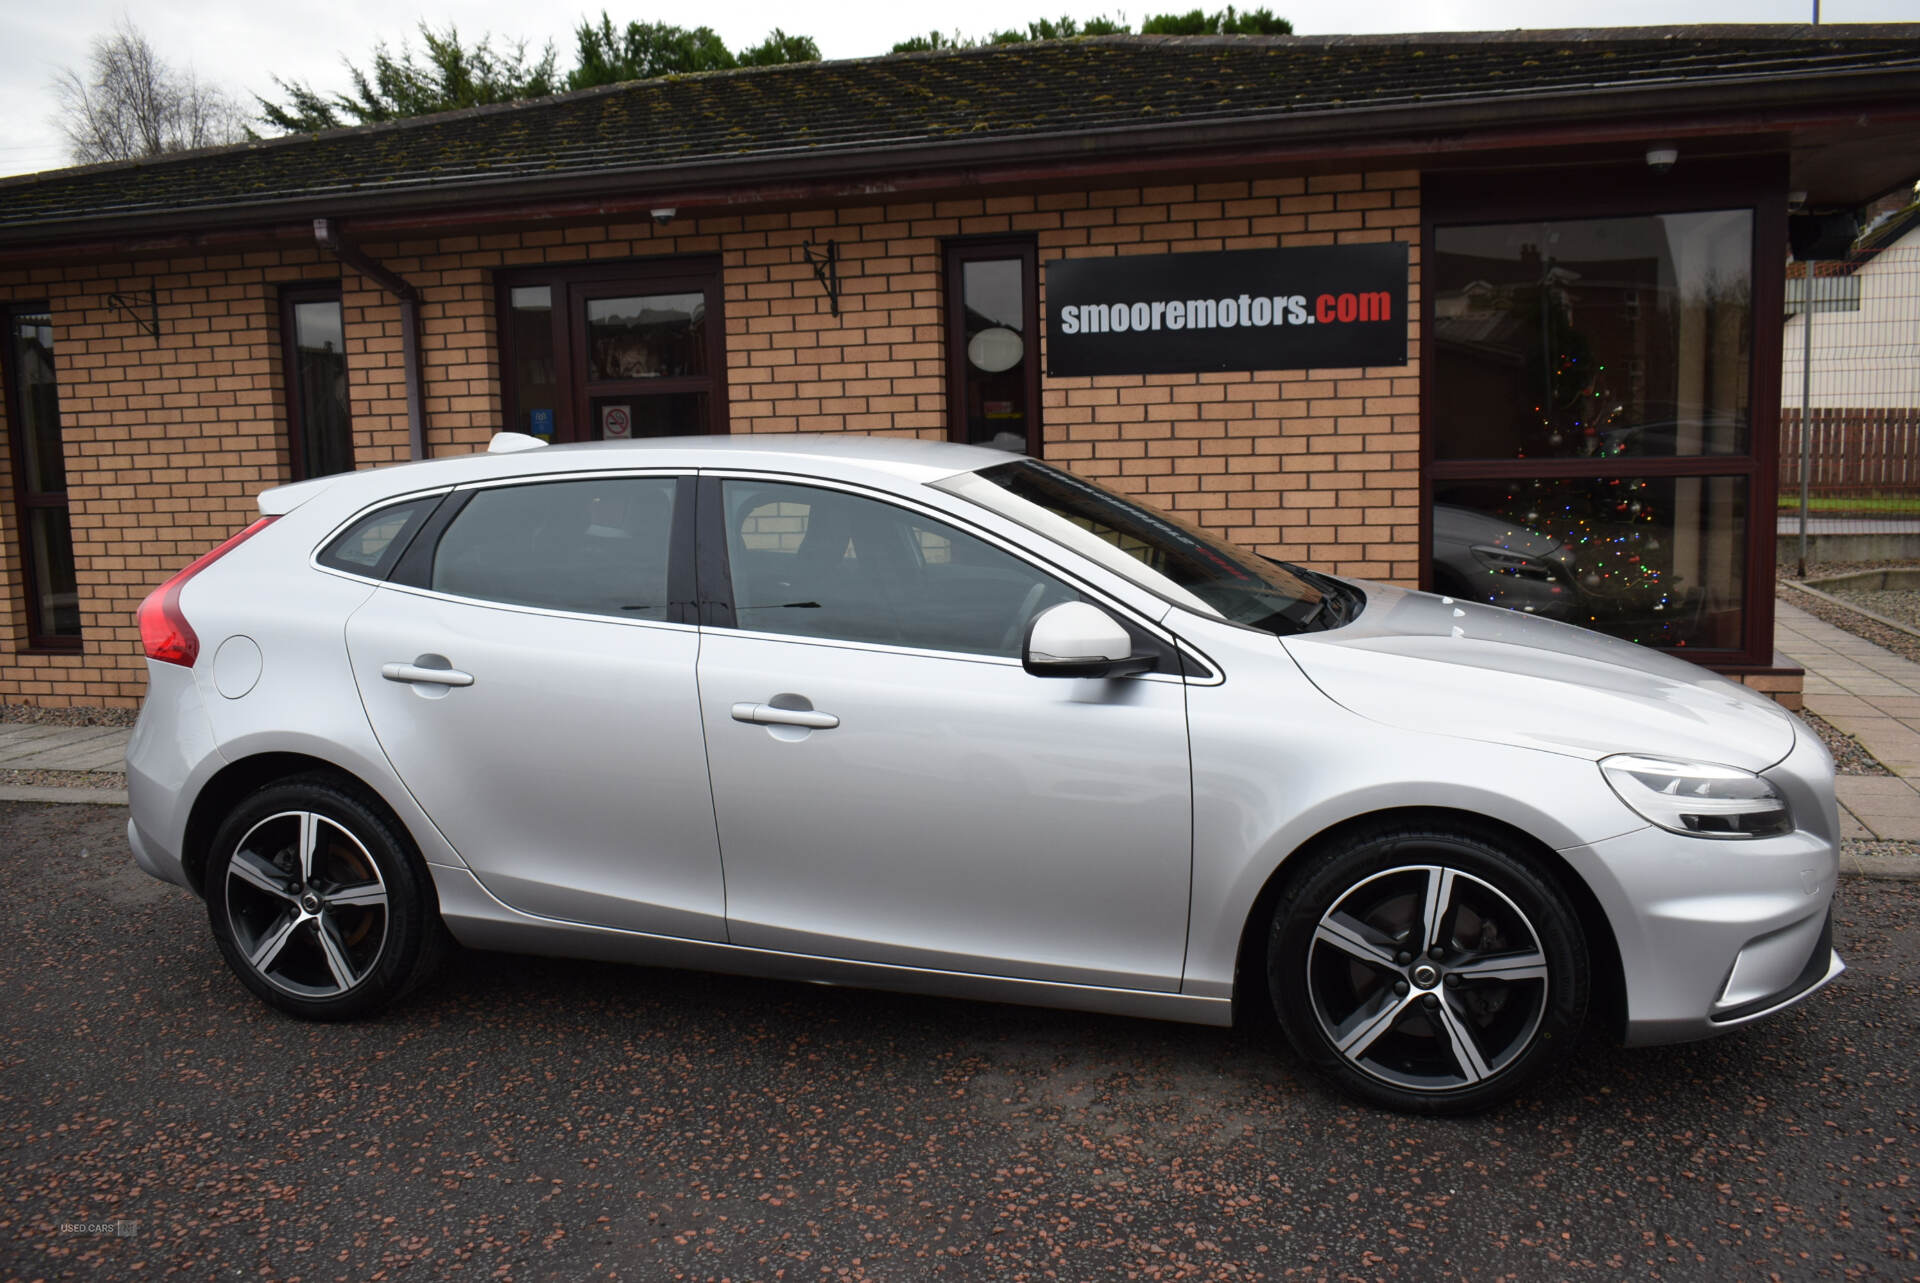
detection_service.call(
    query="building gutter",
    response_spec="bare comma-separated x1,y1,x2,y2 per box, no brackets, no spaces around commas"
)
312,218,427,462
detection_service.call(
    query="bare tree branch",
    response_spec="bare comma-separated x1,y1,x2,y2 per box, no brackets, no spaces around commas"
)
50,16,247,166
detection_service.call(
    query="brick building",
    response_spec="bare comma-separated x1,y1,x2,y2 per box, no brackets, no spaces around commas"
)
2,26,1918,709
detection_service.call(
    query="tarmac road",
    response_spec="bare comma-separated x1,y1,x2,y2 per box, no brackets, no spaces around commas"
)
2,800,1916,1281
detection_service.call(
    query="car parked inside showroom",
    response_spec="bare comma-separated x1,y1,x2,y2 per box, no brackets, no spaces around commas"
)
126,433,1843,1113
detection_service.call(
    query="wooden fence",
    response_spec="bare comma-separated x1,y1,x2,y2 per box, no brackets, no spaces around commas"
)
1779,407,1920,495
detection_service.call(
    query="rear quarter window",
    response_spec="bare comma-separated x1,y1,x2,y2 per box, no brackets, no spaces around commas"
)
317,497,437,578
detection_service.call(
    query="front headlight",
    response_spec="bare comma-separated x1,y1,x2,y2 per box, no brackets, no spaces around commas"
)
1600,754,1793,839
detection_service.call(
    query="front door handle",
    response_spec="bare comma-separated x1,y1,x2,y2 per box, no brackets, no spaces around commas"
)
731,702,839,730
382,662,475,687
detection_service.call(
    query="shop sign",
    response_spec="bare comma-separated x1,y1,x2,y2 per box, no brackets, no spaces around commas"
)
1045,243,1409,376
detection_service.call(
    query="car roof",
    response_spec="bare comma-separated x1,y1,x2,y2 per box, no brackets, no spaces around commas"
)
258,433,1019,516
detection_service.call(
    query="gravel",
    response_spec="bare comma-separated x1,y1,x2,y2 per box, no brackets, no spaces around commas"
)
1849,838,1920,879
0,769,127,791
3,801,1918,1281
0,705,135,728
1827,586,1920,633
1799,711,1892,776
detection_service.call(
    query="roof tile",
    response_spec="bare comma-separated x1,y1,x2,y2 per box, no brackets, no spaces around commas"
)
3,28,1917,237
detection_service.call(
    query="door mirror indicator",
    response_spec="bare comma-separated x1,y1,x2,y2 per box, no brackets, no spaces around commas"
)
1023,602,1156,678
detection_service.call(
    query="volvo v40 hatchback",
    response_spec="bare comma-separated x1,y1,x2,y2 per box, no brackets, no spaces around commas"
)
126,434,1844,1113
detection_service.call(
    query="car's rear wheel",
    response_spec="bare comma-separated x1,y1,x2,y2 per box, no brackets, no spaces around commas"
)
1268,824,1587,1114
204,776,445,1020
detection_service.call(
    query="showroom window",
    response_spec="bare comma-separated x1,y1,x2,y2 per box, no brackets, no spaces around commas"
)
498,260,726,443
1428,207,1762,656
944,239,1042,455
4,304,80,648
281,284,355,480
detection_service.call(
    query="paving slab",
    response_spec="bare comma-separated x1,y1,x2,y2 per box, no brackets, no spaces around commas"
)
1835,776,1920,801
1847,812,1920,841
0,724,132,772
1777,598,1920,872
0,732,131,770
0,725,98,755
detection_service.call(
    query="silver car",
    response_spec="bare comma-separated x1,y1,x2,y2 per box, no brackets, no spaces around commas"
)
125,434,1843,1114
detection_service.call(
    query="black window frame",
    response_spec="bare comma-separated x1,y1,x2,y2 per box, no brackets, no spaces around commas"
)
496,259,729,445
279,282,356,482
4,301,80,651
944,238,1043,457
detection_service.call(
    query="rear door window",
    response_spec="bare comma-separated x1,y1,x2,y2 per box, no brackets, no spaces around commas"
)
431,477,680,621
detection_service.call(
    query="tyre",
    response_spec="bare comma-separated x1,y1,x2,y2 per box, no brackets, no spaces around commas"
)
1267,824,1588,1114
203,775,446,1020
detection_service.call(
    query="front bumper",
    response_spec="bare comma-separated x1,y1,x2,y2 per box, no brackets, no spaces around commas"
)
1561,723,1845,1047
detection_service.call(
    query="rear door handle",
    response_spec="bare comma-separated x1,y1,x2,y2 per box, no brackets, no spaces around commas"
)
382,662,475,687
730,702,839,730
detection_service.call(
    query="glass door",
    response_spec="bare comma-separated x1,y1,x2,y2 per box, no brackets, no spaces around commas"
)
498,260,727,443
572,284,713,441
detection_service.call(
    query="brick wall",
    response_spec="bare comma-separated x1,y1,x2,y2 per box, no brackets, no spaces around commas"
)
1038,172,1421,581
2,169,1423,707
0,250,335,706
1737,671,1805,712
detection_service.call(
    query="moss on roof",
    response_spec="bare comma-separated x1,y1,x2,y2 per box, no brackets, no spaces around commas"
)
3,27,1917,237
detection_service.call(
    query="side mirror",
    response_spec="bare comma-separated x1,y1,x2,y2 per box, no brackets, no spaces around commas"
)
1023,602,1157,678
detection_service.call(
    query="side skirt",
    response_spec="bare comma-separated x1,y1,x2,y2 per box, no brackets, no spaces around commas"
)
430,864,1235,1028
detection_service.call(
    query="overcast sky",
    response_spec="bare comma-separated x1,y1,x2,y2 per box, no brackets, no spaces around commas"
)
3,0,1914,178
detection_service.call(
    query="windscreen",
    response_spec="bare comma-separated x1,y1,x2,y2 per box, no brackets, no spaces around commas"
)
938,458,1326,635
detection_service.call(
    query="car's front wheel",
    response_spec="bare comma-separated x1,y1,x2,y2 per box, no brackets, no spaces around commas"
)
1268,824,1588,1114
204,776,445,1020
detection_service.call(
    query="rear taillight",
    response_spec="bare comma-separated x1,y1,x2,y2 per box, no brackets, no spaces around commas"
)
137,516,278,667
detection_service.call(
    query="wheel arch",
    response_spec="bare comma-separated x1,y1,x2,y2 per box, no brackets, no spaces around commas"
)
181,751,419,897
1227,804,1626,1040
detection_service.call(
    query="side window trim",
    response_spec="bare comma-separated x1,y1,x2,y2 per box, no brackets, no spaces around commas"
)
692,469,1185,672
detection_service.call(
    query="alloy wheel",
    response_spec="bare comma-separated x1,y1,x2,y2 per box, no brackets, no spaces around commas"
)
223,810,390,999
1306,863,1549,1093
